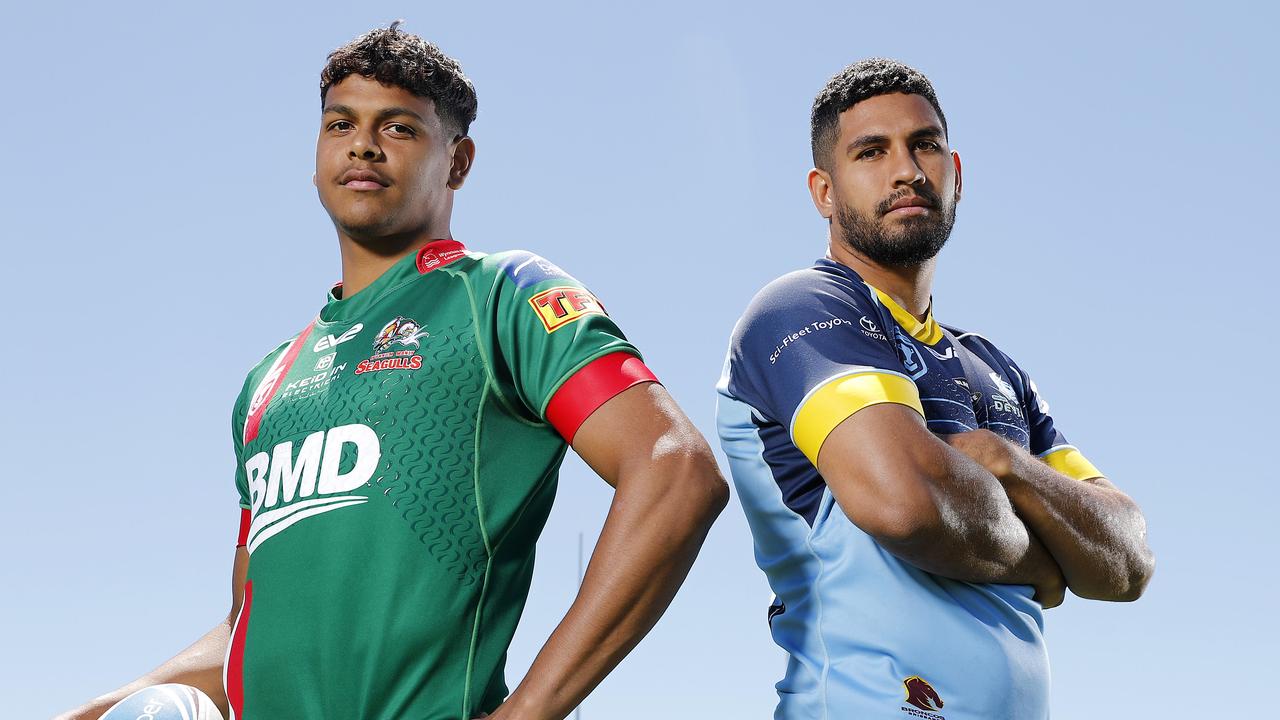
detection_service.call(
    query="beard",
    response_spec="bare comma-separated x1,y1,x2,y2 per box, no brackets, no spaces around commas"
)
834,187,956,267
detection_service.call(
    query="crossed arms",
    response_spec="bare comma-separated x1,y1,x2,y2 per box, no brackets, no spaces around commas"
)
817,403,1154,607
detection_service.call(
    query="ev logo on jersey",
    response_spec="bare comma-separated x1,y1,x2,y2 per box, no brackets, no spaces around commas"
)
242,423,381,554
313,323,364,352
900,675,945,718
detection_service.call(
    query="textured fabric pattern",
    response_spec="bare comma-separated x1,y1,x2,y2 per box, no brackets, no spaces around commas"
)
225,244,641,720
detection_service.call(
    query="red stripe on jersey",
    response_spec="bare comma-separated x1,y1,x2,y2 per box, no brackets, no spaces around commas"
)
242,322,316,446
546,352,658,444
227,580,253,720
236,509,250,547
416,239,468,274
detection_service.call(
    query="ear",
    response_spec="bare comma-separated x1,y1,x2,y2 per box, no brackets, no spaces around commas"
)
951,151,962,202
312,172,318,189
448,136,476,190
807,167,835,219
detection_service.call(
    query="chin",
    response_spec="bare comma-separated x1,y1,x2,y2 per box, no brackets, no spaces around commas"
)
334,212,401,241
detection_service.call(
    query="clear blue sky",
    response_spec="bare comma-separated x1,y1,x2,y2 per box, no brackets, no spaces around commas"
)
2,1,1274,717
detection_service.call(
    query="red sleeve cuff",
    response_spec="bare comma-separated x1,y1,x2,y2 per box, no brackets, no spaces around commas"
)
237,508,251,547
545,352,658,444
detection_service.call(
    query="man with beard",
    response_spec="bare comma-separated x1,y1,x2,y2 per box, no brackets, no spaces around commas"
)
715,59,1154,719
59,23,728,720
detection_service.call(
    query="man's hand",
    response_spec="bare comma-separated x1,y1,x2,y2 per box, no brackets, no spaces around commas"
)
941,429,1018,481
1030,558,1067,609
944,429,1154,602
487,382,727,720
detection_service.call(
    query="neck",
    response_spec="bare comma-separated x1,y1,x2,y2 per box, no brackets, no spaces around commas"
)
337,225,450,297
826,230,935,321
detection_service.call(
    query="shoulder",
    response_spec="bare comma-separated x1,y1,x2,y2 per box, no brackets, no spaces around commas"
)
733,263,875,343
247,331,307,375
750,262,871,308
466,248,581,291
232,329,307,409
946,323,1016,368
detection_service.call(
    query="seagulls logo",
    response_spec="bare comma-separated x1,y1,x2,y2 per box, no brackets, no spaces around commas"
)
903,676,944,713
373,316,428,352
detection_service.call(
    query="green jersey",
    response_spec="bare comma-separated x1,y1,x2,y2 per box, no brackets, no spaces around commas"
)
224,240,656,720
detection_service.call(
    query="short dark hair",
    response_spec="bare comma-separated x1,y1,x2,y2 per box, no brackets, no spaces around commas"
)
320,21,478,138
810,58,947,169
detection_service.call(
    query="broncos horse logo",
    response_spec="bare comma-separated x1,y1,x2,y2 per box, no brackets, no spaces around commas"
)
903,676,944,713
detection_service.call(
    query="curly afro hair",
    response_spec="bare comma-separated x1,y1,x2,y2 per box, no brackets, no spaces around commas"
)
320,21,478,138
811,58,946,169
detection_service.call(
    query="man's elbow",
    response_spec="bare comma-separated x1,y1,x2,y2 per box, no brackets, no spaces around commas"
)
863,496,1028,577
1074,545,1156,602
858,494,950,555
648,436,730,524
1113,543,1156,602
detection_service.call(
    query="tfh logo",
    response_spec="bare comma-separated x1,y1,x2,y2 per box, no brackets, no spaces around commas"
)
529,286,605,332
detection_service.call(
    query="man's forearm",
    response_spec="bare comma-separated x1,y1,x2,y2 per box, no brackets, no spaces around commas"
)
1000,455,1154,601
55,619,233,720
879,443,1065,598
494,448,727,720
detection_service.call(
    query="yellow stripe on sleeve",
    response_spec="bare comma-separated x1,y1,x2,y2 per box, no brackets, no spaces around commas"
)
792,371,924,466
1041,446,1104,481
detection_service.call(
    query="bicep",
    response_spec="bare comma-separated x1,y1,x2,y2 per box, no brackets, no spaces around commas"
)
571,382,710,487
815,402,948,541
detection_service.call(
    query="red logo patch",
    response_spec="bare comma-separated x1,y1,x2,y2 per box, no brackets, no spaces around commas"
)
354,352,423,375
901,675,945,717
528,286,605,332
416,239,468,274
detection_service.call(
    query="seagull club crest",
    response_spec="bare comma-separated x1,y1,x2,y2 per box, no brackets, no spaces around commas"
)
355,316,429,375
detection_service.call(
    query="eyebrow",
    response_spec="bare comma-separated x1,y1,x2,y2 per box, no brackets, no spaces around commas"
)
845,125,946,156
321,104,429,125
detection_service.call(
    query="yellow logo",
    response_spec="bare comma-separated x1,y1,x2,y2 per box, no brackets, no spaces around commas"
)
529,286,605,332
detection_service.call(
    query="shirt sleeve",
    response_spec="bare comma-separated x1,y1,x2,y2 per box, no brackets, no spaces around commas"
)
231,380,252,546
1014,362,1105,481
491,251,657,444
725,269,924,466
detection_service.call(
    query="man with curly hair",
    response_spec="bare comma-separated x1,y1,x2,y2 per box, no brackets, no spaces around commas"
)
715,58,1154,719
60,23,727,720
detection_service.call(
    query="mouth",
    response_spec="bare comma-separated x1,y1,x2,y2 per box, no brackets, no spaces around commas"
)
338,168,389,191
884,195,934,217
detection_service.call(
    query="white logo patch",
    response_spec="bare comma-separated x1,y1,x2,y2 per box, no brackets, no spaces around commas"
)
989,372,1018,400
313,323,364,352
243,423,380,553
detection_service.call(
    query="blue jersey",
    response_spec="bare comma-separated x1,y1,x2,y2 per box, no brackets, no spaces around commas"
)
715,258,1102,720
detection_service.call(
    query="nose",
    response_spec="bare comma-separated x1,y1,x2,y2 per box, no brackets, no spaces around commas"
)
349,130,384,162
890,146,926,187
